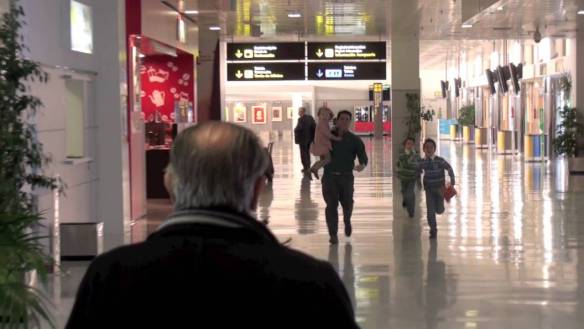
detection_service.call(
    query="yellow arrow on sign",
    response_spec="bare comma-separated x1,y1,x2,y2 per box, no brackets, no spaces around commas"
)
316,49,324,58
235,70,243,79
235,49,243,58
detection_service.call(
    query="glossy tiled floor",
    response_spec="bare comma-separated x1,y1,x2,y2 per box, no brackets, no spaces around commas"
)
50,137,584,329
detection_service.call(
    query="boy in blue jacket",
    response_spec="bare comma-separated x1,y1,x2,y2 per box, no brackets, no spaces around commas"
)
417,138,455,239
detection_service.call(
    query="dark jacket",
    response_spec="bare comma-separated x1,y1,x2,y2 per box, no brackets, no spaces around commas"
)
324,131,368,175
66,208,359,329
294,114,316,145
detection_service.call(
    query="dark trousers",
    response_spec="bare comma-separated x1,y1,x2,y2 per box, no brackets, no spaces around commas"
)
322,174,354,237
299,144,311,171
400,179,416,215
425,187,445,232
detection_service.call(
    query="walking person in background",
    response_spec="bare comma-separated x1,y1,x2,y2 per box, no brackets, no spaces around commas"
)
310,107,341,180
397,137,421,218
417,138,455,239
322,111,368,244
294,107,316,178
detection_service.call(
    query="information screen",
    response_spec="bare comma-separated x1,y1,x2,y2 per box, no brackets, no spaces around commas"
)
307,62,386,80
307,42,386,60
227,63,306,81
227,43,305,61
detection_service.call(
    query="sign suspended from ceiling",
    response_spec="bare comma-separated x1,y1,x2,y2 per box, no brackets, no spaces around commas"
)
307,42,386,60
307,62,386,80
227,63,305,81
227,42,305,61
226,41,387,81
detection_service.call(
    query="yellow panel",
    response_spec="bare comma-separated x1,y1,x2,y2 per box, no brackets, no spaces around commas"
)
497,131,505,151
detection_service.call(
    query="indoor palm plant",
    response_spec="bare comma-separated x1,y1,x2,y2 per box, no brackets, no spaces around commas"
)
458,105,475,143
1,1,57,327
404,92,434,142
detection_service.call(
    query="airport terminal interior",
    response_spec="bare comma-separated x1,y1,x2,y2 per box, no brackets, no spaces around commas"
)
3,0,584,328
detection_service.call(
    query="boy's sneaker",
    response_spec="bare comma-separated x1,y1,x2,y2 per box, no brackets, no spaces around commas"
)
344,223,352,237
329,235,339,244
408,210,415,218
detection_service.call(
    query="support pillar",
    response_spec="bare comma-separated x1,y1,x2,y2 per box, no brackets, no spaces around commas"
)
391,1,421,220
196,18,224,122
575,16,584,152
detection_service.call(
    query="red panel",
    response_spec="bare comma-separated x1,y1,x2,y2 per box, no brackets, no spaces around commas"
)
355,122,374,134
140,53,195,123
126,0,141,36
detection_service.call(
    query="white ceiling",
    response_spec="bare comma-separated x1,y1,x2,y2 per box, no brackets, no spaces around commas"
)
169,0,584,69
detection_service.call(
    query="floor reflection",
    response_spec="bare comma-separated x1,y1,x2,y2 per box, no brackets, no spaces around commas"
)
49,137,584,329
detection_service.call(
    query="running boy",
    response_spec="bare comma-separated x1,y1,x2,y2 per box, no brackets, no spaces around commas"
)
417,138,455,239
396,137,420,218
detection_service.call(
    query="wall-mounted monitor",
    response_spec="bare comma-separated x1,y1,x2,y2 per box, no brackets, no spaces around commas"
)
440,80,449,98
508,63,523,94
70,0,93,54
485,69,496,95
496,66,510,94
454,78,462,98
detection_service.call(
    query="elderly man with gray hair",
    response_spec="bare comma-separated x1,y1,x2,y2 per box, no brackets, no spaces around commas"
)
66,122,359,329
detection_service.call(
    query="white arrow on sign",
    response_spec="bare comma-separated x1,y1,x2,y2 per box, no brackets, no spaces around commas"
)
235,70,243,79
316,69,324,78
235,49,243,58
316,49,324,58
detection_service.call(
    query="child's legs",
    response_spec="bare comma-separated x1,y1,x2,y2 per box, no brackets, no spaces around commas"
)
435,187,445,215
311,152,331,171
425,188,437,231
405,180,416,212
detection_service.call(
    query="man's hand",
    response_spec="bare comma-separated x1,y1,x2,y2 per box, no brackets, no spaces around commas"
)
354,164,366,172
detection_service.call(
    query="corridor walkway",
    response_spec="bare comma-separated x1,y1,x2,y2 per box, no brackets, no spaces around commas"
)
56,137,584,329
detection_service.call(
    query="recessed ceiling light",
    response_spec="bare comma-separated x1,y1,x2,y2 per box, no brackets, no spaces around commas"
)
462,24,473,28
184,10,199,14
209,26,221,31
288,12,302,18
578,10,584,15
497,6,504,11
139,54,145,58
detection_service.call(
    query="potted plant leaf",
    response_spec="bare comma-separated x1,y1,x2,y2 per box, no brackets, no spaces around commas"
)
553,105,584,172
458,105,475,144
1,1,58,327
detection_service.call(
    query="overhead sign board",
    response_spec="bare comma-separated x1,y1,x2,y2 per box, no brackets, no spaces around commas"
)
227,42,305,61
308,62,386,80
227,63,306,81
307,42,386,60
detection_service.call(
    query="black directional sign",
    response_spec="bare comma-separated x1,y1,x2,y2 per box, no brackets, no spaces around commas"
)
308,62,386,80
227,63,306,81
307,42,386,60
227,42,305,61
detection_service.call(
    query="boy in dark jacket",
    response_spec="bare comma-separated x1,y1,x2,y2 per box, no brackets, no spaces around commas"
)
417,138,455,239
396,137,420,218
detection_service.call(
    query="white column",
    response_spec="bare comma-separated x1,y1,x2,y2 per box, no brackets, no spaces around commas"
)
94,0,131,250
391,1,421,218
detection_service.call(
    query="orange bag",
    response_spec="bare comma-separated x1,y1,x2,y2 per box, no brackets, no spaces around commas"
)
444,184,457,202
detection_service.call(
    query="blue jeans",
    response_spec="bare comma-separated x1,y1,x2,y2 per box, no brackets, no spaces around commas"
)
425,187,444,232
400,179,416,215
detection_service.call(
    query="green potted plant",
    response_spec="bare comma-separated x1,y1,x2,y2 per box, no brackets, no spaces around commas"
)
404,93,435,140
1,1,58,327
553,105,583,157
458,105,475,144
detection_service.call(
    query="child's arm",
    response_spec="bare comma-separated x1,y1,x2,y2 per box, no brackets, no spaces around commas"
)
443,159,455,185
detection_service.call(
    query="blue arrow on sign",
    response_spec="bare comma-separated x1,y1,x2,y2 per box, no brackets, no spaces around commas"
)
316,69,324,78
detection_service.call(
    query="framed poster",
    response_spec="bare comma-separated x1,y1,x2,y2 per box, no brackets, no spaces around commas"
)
287,107,295,120
233,104,247,123
272,107,282,122
252,105,267,124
